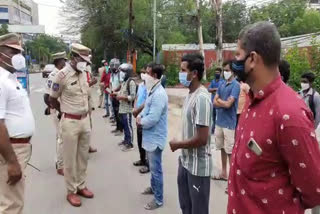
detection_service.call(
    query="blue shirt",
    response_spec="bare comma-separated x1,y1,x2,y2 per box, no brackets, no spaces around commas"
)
141,83,168,152
209,78,224,102
136,83,147,108
216,79,240,130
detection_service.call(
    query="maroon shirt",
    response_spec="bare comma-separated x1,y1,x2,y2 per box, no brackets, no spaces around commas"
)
227,75,320,214
100,71,111,93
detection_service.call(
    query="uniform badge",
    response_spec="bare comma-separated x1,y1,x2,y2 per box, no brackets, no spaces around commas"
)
52,83,60,92
47,80,52,88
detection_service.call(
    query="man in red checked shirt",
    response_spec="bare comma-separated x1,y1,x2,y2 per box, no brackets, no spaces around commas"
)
228,21,320,214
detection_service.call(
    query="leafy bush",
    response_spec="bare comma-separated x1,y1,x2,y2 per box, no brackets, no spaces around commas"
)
165,63,180,86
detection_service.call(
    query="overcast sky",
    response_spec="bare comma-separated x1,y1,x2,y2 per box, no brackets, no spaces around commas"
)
34,0,274,35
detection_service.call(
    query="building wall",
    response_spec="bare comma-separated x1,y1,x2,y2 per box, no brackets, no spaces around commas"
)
0,0,37,25
163,49,235,69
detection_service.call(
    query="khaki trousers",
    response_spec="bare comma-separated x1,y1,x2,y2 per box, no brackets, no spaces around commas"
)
51,109,63,169
60,115,91,193
0,144,32,214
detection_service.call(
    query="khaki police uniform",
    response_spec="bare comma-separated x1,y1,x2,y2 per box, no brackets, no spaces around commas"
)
45,52,67,170
0,33,35,214
50,44,92,194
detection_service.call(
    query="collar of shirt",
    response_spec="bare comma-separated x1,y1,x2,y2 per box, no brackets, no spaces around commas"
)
0,66,17,81
248,75,282,105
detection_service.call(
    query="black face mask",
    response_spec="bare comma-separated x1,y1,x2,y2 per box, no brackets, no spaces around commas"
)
231,54,250,82
215,74,221,79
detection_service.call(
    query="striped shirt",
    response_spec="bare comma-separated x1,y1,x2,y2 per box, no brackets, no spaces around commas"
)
180,86,213,177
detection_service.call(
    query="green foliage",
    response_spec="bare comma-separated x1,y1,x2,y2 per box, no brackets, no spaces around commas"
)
285,45,311,91
0,24,9,36
137,53,152,72
25,34,67,64
291,10,320,35
165,63,179,86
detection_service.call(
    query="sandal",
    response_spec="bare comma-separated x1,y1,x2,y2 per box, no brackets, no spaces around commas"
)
133,160,145,167
142,187,154,195
139,166,150,174
144,199,162,210
212,174,227,181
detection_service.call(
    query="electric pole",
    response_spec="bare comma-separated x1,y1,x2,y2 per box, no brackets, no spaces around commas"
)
196,0,206,80
153,0,156,62
213,0,223,67
128,0,133,63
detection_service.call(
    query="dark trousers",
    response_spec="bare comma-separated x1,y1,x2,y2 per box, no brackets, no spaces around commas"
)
212,108,216,134
120,113,133,146
178,159,210,214
137,125,148,166
112,98,123,131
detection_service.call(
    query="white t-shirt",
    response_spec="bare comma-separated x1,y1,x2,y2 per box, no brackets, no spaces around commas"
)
0,67,35,138
316,125,320,145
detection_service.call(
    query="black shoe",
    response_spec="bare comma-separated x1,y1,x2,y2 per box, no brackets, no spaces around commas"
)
111,129,118,133
92,108,95,111
118,141,125,146
121,144,134,152
139,166,150,174
103,114,109,118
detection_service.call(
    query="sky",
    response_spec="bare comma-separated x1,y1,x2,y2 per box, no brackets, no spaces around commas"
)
33,0,274,35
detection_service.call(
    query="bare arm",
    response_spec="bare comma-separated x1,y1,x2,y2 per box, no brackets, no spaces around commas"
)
0,120,22,185
170,126,209,151
216,97,236,109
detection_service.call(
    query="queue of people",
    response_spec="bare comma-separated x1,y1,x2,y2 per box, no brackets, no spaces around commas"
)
1,20,320,214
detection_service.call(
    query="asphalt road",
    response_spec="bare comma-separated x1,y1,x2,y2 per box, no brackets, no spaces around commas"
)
21,73,228,214
22,73,312,214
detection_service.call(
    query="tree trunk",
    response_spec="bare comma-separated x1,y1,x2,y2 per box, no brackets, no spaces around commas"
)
196,0,206,80
213,0,223,67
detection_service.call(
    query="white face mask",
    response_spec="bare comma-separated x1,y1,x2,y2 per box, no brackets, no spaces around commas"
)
1,53,26,71
76,61,87,72
301,83,310,91
141,73,147,81
120,71,126,82
224,71,232,80
145,74,157,92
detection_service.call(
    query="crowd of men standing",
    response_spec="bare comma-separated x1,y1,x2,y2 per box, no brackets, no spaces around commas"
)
0,20,320,214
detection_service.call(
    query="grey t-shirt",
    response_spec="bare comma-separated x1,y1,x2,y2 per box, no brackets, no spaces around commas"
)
180,86,213,177
299,88,320,128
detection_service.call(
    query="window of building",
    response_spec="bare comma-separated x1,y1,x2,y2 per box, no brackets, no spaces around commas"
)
0,19,9,24
0,7,8,13
310,0,320,4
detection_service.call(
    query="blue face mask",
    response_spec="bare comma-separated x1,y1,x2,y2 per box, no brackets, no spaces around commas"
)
179,72,191,87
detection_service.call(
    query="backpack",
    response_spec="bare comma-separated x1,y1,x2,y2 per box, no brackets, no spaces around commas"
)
126,78,138,107
309,89,316,119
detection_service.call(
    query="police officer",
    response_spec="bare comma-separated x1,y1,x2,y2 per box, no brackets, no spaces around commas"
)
44,51,67,176
49,43,94,207
0,33,35,214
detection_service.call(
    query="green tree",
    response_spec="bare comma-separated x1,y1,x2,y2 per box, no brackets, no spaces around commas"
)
0,24,9,36
25,34,67,64
290,10,320,35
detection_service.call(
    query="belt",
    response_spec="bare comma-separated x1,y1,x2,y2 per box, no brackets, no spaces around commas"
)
64,113,88,120
10,137,31,144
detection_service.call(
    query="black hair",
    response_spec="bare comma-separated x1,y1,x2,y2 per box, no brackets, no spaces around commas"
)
147,62,156,68
150,64,165,79
215,67,222,72
238,21,281,67
223,60,232,68
53,58,64,67
279,59,290,83
181,53,205,81
301,72,316,83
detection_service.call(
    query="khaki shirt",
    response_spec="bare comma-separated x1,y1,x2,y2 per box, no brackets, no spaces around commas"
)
50,63,90,115
45,67,59,94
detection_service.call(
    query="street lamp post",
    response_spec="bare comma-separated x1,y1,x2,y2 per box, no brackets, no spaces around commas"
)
153,0,156,62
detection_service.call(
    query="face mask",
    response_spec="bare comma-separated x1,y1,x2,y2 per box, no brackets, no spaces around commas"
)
145,74,157,92
179,72,191,87
215,74,220,79
141,73,147,81
76,61,87,72
1,53,26,71
120,71,126,82
231,55,250,82
301,83,310,91
224,71,232,80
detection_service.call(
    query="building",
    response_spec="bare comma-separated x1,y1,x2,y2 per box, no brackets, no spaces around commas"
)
0,0,44,34
308,0,320,10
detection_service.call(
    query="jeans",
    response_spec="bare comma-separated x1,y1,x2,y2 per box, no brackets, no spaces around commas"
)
212,108,216,134
104,93,110,115
112,98,123,131
147,147,163,205
120,113,133,146
178,159,210,214
137,125,148,166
